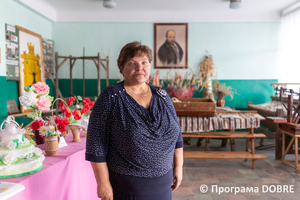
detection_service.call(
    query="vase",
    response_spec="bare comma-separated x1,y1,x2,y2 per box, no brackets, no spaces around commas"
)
34,129,44,144
44,136,60,156
216,99,225,107
72,129,81,142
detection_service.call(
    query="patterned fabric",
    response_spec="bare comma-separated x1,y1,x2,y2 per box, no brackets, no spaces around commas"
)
86,81,183,178
178,113,261,133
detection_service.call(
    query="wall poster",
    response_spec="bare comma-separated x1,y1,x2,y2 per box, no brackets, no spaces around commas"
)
5,24,20,81
42,38,54,79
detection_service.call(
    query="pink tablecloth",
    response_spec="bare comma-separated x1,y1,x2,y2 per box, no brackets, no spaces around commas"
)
4,133,99,200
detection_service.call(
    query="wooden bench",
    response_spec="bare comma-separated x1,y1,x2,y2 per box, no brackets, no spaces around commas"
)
183,133,267,169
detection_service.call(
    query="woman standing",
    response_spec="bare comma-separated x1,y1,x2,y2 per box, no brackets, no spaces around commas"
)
86,41,183,200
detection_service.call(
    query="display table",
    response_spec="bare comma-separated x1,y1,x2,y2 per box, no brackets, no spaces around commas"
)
4,133,99,200
178,109,267,169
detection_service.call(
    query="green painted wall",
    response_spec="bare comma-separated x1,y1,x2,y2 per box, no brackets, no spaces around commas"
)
55,79,276,109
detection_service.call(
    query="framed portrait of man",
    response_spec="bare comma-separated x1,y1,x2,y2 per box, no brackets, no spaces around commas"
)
154,23,188,69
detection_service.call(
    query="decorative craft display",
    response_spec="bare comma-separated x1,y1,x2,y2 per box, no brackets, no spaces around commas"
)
198,52,215,100
213,80,238,107
164,68,200,98
5,24,20,81
0,116,45,179
148,70,163,87
58,96,95,142
19,81,53,144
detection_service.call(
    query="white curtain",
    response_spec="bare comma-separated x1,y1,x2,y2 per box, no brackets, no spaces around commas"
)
279,9,300,84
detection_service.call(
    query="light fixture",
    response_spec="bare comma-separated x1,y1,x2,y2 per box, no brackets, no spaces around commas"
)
103,0,116,8
229,0,242,9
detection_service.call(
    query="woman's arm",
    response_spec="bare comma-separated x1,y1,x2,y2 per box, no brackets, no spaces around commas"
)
172,147,183,191
91,162,113,200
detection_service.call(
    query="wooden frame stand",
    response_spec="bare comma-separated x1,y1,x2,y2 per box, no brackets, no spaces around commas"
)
281,129,300,173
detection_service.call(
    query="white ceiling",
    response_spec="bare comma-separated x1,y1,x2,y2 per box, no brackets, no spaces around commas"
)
18,0,300,22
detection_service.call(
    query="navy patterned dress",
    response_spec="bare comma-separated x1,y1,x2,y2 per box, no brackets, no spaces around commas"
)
86,81,183,200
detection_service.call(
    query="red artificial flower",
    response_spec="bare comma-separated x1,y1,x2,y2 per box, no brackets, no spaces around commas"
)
54,116,61,124
56,122,66,132
89,101,95,109
68,97,75,102
82,98,91,106
61,117,70,125
61,107,66,113
58,101,64,109
74,114,82,120
84,104,90,109
64,111,71,118
72,110,82,120
81,107,88,115
31,121,42,130
66,100,73,107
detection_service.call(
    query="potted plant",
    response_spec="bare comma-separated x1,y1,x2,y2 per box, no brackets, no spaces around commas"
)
213,80,238,107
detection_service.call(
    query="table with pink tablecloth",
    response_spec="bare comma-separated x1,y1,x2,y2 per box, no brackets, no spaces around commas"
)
4,132,99,200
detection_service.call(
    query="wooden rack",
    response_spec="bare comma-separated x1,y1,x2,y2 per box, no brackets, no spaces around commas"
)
54,52,109,100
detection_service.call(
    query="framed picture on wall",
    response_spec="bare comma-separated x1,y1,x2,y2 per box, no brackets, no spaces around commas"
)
7,100,20,115
154,23,188,69
16,26,45,113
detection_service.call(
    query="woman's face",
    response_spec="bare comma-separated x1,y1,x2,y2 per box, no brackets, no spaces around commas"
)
122,54,151,85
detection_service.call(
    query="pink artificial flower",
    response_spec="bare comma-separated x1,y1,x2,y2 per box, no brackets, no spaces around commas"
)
33,82,50,95
36,96,51,111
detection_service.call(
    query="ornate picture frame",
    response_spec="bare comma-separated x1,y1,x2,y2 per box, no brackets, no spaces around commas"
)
154,23,188,69
16,26,45,113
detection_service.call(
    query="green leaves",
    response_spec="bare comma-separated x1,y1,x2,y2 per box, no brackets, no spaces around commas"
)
27,112,38,118
24,86,30,92
77,96,82,101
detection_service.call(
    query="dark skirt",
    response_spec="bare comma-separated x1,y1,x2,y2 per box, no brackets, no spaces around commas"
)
109,169,173,200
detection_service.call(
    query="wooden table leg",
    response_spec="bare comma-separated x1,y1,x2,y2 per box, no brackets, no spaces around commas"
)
221,139,227,147
205,138,211,152
295,136,298,173
245,138,250,162
251,138,255,168
230,138,235,151
252,159,256,169
275,124,282,160
282,131,285,161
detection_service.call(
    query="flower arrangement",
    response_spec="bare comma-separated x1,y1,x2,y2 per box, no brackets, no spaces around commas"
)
58,96,95,124
164,68,200,98
19,82,53,118
38,116,70,137
213,80,238,101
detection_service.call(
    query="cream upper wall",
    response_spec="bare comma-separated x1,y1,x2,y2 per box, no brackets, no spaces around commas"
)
53,22,281,80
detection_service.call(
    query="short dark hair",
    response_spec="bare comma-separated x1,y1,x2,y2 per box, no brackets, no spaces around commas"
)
117,41,152,73
166,29,176,37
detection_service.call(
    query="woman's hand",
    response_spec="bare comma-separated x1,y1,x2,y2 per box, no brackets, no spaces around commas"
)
171,166,183,191
97,182,113,200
